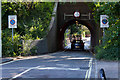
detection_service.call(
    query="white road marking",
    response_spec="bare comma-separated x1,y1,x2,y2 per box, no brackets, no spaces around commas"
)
85,70,89,79
8,66,87,80
1,66,87,71
9,67,33,80
36,67,87,71
84,58,93,80
1,51,93,79
9,66,41,80
87,58,93,80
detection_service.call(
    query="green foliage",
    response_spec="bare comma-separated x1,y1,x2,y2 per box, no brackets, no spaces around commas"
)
93,2,120,60
2,2,54,57
68,24,83,34
2,29,22,57
95,44,118,60
30,46,38,56
64,29,70,47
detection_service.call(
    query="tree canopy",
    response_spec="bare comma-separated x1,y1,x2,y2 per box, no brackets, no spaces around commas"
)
2,2,54,57
92,2,120,60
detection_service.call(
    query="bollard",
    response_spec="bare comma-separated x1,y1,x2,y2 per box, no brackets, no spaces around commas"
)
99,68,106,80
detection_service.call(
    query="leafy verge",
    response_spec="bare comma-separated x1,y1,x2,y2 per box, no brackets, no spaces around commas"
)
93,2,120,60
2,2,54,57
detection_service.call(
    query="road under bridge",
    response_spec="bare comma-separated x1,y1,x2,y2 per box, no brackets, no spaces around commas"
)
24,2,103,55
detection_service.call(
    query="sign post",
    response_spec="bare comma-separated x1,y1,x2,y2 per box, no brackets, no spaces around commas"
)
8,15,17,52
100,15,109,42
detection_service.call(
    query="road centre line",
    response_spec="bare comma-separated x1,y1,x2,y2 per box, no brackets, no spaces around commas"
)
84,58,93,80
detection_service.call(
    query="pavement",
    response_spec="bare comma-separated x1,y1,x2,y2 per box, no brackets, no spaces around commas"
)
0,51,119,80
96,60,119,79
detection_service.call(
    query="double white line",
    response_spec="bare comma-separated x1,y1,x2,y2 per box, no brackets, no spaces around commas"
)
85,58,93,80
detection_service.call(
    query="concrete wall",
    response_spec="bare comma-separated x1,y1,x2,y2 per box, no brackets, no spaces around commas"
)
46,2,58,53
23,3,58,55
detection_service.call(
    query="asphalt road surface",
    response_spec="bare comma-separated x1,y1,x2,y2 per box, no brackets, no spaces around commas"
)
1,51,96,80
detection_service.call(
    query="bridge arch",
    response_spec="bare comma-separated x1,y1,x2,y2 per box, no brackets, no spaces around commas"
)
56,2,103,52
58,19,97,51
25,2,103,54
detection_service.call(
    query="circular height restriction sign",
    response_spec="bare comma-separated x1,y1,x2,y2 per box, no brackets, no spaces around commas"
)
74,11,80,18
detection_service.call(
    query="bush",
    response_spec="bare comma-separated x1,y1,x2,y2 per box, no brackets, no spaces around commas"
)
30,46,38,56
2,2,54,57
93,2,119,61
2,29,22,57
95,44,118,60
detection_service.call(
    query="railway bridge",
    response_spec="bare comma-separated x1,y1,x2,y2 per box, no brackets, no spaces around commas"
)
2,2,118,79
25,2,102,54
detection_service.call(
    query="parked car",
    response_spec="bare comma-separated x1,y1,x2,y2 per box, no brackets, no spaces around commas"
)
71,40,84,50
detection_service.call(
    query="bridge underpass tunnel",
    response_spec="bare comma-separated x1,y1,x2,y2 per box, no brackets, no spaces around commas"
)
58,19,100,52
64,21,91,50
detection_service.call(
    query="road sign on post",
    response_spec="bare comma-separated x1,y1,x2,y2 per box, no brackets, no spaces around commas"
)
74,11,80,18
100,15,109,43
8,15,17,53
8,15,17,28
8,15,17,41
100,15,109,28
